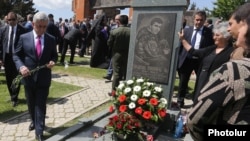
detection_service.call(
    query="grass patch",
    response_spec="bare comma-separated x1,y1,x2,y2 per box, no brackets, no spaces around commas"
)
53,56,107,79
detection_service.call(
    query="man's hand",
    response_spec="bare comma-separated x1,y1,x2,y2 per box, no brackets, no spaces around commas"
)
178,29,185,41
20,66,30,77
46,61,55,69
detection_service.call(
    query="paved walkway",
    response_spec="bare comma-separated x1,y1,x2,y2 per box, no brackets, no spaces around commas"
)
0,74,111,141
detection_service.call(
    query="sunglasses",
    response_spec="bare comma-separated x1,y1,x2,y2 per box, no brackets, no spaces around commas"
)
8,19,16,21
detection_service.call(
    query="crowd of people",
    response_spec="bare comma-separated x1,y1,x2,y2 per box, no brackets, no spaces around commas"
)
1,2,250,141
0,11,130,141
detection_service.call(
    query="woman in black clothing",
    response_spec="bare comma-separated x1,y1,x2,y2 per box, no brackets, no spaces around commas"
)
178,21,234,104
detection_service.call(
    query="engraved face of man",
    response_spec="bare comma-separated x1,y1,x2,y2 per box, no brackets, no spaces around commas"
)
150,21,162,35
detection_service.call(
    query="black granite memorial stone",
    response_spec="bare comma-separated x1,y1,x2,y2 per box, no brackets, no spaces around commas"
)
132,13,176,84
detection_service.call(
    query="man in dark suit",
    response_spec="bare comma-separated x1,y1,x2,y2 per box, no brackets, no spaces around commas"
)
46,14,60,44
58,21,69,54
177,11,214,108
0,11,27,107
13,12,58,141
60,25,86,64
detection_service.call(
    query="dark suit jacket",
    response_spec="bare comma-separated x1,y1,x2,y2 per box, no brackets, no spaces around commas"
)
178,26,214,69
59,25,69,38
0,24,27,62
46,21,60,44
13,32,58,87
64,28,83,44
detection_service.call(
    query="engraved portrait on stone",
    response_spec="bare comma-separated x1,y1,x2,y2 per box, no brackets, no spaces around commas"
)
132,13,176,84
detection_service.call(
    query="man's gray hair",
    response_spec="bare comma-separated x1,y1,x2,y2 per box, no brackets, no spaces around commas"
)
33,12,48,23
213,21,231,38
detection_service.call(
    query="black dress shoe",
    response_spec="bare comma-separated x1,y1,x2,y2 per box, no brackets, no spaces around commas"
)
103,75,111,80
36,135,44,141
12,101,18,107
177,101,184,108
29,122,35,131
78,53,84,57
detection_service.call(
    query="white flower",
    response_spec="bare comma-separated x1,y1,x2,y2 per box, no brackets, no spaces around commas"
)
124,87,132,93
128,102,136,109
118,83,125,89
146,82,154,86
130,94,138,101
154,86,162,93
142,90,151,97
133,86,141,92
126,80,134,85
160,98,168,105
136,78,144,83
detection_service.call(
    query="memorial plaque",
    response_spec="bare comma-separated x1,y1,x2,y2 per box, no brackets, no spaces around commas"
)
132,13,176,84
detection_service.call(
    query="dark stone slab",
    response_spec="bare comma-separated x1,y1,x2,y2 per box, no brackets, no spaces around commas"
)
46,109,113,141
54,109,181,141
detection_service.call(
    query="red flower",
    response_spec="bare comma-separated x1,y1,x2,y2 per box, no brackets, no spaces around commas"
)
119,95,126,103
138,98,146,105
134,121,141,127
105,112,142,137
119,105,127,112
149,98,158,106
135,107,143,115
143,111,152,119
109,105,114,113
158,109,167,118
108,122,114,126
112,115,119,121
116,122,122,129
126,125,132,129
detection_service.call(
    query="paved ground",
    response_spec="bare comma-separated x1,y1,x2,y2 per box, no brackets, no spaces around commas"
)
0,73,112,141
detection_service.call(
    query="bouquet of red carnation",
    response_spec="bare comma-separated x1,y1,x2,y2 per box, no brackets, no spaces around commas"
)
105,112,144,140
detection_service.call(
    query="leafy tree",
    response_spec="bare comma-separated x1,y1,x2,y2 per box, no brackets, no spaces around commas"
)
0,0,38,20
211,0,249,20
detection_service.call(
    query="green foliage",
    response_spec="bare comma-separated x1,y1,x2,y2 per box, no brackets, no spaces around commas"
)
0,0,38,19
211,0,248,20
